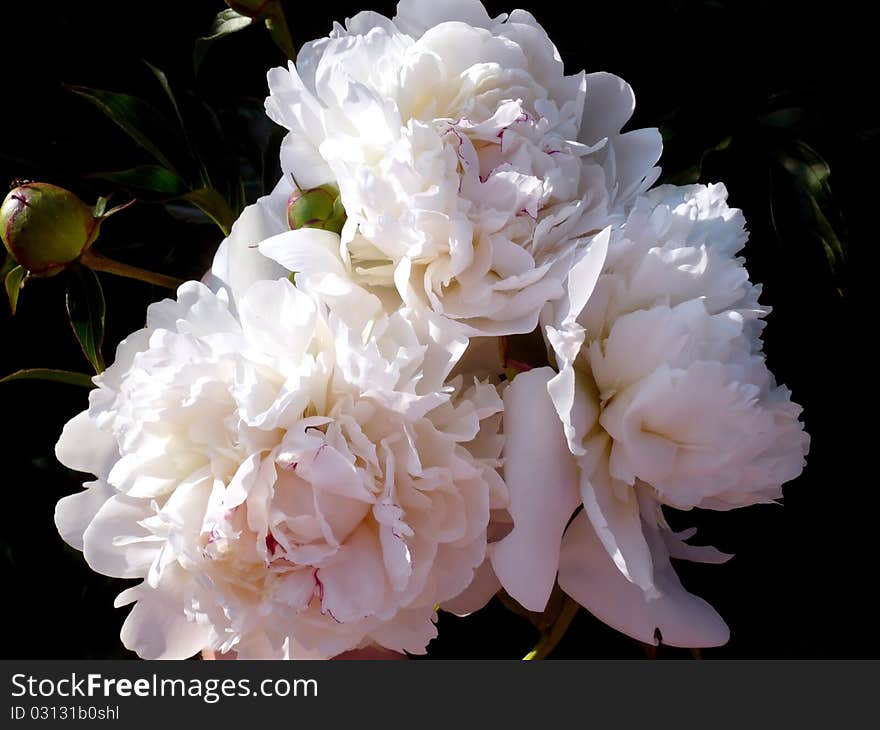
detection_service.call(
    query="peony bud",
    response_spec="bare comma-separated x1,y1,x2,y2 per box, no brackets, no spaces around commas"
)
224,0,274,19
1,183,100,277
286,184,346,234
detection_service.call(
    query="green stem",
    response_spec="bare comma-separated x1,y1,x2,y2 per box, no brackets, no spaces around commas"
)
264,3,297,61
80,250,183,290
523,597,580,660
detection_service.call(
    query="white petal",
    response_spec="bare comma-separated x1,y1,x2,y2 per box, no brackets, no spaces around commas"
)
54,480,115,551
393,0,499,36
491,367,580,611
558,511,729,648
55,411,118,481
579,72,635,144
82,495,161,579
212,177,292,304
258,228,348,278
612,128,663,203
119,580,212,660
579,462,656,595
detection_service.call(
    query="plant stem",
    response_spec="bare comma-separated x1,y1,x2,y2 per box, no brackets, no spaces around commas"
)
80,250,183,290
523,596,581,660
264,3,297,61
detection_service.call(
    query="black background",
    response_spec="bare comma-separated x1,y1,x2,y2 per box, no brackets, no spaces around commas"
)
0,0,871,658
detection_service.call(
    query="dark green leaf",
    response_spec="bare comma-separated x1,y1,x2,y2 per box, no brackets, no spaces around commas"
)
183,188,235,236
768,140,848,293
0,368,94,388
91,165,188,198
776,140,833,203
1,254,18,283
144,61,187,133
663,135,732,186
65,266,106,373
194,9,253,75
143,62,210,187
5,265,25,315
263,6,297,61
67,85,183,173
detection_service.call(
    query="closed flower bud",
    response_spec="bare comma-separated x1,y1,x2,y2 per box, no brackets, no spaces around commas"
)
286,184,346,234
224,0,274,19
1,183,100,277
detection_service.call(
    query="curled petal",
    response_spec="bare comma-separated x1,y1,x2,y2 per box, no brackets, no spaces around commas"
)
558,511,729,648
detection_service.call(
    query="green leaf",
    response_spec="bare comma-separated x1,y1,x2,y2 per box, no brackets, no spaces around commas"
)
67,85,182,173
194,9,253,75
91,165,188,198
183,188,235,236
769,140,848,291
65,266,106,373
5,265,25,315
143,61,210,187
663,135,732,186
1,254,16,282
144,61,187,133
0,369,94,388
263,5,297,61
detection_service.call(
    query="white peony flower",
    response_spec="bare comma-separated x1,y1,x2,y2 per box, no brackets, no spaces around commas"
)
493,183,809,647
250,0,661,336
54,278,506,659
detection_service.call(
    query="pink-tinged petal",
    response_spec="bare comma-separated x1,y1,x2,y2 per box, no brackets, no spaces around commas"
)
274,569,318,610
333,646,409,660
368,606,438,655
82,494,161,579
663,528,733,565
317,524,388,623
54,480,115,551
491,367,580,611
558,511,730,648
55,411,118,481
441,555,501,616
119,579,212,660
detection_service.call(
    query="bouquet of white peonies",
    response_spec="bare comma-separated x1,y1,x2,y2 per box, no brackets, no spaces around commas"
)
21,0,808,659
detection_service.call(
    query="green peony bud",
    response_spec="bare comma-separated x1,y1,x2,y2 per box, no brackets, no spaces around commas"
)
1,183,101,277
286,184,346,235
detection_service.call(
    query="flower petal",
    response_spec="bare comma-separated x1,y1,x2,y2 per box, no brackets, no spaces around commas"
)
210,178,292,304
55,411,119,481
491,367,580,611
558,510,729,648
441,555,501,616
119,578,212,660
393,0,499,36
54,480,115,551
82,494,161,579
